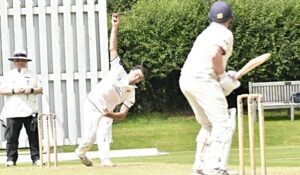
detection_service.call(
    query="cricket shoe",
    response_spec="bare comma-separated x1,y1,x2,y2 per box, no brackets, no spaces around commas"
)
101,159,115,167
75,149,93,167
226,170,238,175
203,168,237,175
79,156,93,167
5,161,16,167
191,169,204,175
33,159,43,166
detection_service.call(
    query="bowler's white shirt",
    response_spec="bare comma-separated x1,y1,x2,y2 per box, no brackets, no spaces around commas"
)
181,22,233,80
0,68,41,118
87,57,136,112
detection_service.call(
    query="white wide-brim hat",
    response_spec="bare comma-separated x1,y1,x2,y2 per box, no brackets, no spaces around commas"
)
8,50,32,61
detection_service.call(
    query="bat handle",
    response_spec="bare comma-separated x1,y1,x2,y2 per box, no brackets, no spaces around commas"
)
234,74,242,80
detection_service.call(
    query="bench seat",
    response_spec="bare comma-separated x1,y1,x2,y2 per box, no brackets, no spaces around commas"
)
249,81,300,121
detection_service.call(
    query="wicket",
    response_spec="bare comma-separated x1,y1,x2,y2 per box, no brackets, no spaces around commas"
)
237,94,266,175
37,113,58,167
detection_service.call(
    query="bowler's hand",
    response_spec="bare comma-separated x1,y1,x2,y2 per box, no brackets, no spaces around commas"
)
112,13,119,27
103,108,113,118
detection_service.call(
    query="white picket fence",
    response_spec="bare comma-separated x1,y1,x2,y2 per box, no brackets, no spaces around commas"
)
0,0,109,148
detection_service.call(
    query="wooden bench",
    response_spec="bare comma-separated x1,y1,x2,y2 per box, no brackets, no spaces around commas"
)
249,81,300,121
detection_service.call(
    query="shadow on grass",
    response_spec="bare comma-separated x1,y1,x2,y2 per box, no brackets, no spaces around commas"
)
115,111,195,124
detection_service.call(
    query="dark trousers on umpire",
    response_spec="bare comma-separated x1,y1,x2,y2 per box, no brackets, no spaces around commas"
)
5,115,40,164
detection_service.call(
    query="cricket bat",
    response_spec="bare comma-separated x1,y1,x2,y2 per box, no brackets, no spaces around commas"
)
234,53,271,80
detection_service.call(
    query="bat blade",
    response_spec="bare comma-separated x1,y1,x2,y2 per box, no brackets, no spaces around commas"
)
234,53,271,80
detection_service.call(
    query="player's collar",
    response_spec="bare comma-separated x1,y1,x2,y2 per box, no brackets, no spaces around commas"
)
14,68,28,74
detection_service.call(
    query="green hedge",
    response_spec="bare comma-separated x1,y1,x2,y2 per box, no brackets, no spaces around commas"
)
110,0,300,111
229,0,300,83
107,0,138,12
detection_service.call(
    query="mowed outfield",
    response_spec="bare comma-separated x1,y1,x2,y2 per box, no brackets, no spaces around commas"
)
1,111,300,175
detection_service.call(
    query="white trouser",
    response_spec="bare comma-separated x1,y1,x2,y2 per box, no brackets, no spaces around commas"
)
76,100,113,161
179,77,230,171
97,116,113,161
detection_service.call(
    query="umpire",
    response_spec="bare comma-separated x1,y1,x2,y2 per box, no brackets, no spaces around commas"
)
0,50,43,166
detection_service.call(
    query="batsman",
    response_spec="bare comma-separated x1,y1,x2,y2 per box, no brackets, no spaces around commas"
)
179,1,240,175
75,13,147,167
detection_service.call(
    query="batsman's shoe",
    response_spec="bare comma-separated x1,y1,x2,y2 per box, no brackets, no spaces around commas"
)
191,169,204,175
5,161,16,167
203,168,235,175
226,170,238,175
101,159,115,167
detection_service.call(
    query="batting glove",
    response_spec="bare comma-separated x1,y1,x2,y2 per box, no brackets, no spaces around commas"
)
227,70,238,79
219,72,241,96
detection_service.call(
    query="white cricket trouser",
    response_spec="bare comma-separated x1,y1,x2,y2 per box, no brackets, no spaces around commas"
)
97,116,113,161
76,100,113,161
179,76,231,171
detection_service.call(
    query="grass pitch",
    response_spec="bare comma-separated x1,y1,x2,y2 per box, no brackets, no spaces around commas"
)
1,150,299,175
0,111,300,174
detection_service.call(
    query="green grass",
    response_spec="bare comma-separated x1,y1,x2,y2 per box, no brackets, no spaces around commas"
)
1,149,300,175
55,110,300,153
1,110,300,174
